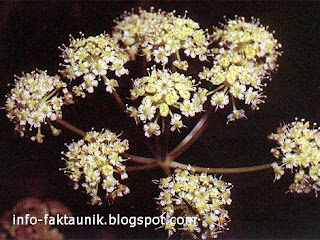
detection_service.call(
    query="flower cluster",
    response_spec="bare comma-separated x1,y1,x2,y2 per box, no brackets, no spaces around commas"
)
155,168,232,239
269,118,320,196
214,16,281,70
5,70,72,143
127,67,207,137
199,16,282,123
60,33,129,97
61,129,130,205
113,8,210,69
0,197,72,240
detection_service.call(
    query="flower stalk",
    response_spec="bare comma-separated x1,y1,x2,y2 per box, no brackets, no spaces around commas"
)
56,118,86,137
167,107,213,161
170,161,280,174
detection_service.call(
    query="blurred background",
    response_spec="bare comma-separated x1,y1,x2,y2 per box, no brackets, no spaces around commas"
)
0,1,320,239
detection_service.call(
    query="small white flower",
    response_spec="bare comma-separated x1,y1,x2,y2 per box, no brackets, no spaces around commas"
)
271,162,284,181
245,87,265,109
170,114,185,132
180,100,196,117
138,102,157,122
229,82,246,100
143,122,161,137
210,92,229,110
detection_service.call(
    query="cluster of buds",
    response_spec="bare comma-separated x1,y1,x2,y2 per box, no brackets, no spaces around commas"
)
59,33,129,97
269,118,320,196
0,197,72,240
200,16,282,123
113,8,210,69
61,129,130,205
155,168,232,239
127,67,207,137
5,70,72,143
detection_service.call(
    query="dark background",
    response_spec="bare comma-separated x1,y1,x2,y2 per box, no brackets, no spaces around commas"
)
1,1,320,239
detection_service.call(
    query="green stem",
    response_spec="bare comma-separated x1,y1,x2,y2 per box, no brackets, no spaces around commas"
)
176,51,181,62
42,89,58,103
206,84,226,96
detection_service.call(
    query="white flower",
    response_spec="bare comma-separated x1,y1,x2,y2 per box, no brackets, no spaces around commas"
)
245,87,265,110
269,119,320,196
5,70,70,142
113,9,210,64
271,162,284,181
60,33,129,96
143,122,161,137
129,67,204,136
229,82,246,100
210,92,229,110
170,114,185,132
62,129,130,204
180,100,196,117
155,169,232,239
138,102,157,122
154,47,169,64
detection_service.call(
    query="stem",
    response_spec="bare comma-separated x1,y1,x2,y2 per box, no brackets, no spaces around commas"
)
124,153,171,175
42,89,58,103
163,166,171,176
112,90,162,159
176,51,181,62
162,117,169,160
126,164,158,172
112,90,126,110
56,118,86,137
231,94,236,110
167,107,213,161
206,84,225,96
170,161,279,174
123,153,157,164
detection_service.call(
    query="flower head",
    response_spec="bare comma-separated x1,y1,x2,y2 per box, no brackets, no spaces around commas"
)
62,129,130,205
214,16,282,70
269,118,320,196
155,168,232,239
199,16,282,123
5,70,71,143
127,67,206,137
113,8,210,68
60,33,129,97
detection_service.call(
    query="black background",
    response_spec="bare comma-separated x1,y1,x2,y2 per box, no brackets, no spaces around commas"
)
1,1,320,239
